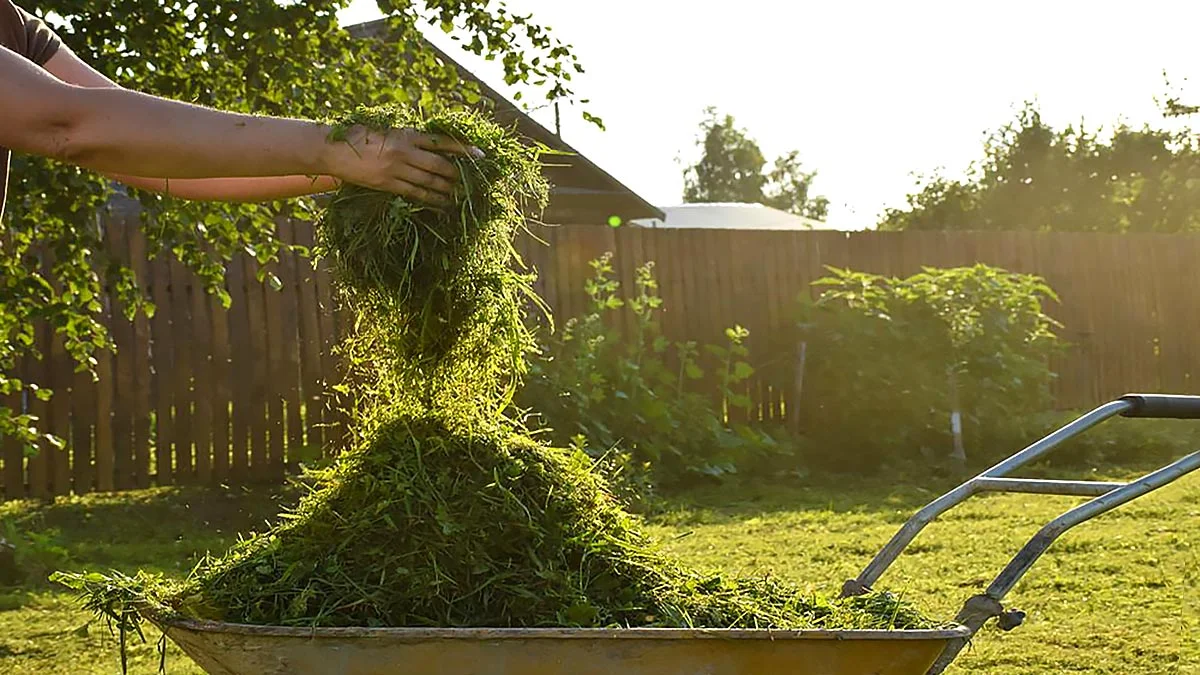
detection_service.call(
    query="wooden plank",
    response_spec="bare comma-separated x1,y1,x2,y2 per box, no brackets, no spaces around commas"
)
897,230,922,277
169,258,195,483
243,256,270,480
209,277,232,483
708,229,736,418
570,224,596,324
292,222,324,454
190,265,214,485
261,241,288,480
26,330,50,499
614,227,639,340
94,306,115,493
819,231,851,275
676,229,702,347
723,228,756,423
521,225,554,327
1184,237,1200,393
277,221,305,467
110,225,136,490
588,225,617,317
226,255,252,481
735,231,767,422
1124,235,1153,395
1,391,24,500
766,230,794,421
653,230,684,346
777,231,805,425
313,253,341,456
150,255,174,485
845,231,877,276
1172,236,1199,393
1057,233,1091,405
1100,233,1121,401
546,227,571,329
128,228,153,489
47,330,72,495
689,230,722,414
1153,236,1179,393
70,353,95,496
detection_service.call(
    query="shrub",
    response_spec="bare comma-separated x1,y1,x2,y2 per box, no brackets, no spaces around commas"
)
0,519,70,587
793,264,1064,472
517,253,790,495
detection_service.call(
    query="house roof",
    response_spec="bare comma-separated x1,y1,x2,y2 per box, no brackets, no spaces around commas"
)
345,19,663,224
629,203,855,231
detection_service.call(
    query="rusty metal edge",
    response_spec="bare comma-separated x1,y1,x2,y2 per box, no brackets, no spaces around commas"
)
152,617,971,642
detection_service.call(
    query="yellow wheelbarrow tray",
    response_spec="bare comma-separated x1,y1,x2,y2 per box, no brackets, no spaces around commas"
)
148,394,1200,675
154,620,973,675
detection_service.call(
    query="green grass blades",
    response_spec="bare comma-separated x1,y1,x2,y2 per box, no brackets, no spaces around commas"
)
55,105,936,652
316,105,548,417
169,415,936,630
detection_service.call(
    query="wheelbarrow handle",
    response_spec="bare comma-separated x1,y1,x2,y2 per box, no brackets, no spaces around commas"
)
923,449,1200,674
1119,393,1200,419
834,395,1200,675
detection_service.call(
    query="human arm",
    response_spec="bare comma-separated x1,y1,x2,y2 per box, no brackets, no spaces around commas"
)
0,44,470,205
40,46,341,202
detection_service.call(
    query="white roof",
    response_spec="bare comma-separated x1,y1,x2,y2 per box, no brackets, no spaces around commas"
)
628,202,856,231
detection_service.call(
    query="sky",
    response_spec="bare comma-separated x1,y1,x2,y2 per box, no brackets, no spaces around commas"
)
338,0,1200,230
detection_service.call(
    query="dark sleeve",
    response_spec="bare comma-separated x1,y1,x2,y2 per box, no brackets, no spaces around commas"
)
3,1,62,65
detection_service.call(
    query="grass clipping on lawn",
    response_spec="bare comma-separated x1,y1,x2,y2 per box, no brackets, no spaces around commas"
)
54,106,937,638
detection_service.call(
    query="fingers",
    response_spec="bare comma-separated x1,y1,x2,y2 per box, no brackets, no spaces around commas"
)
386,178,451,207
414,132,485,160
397,165,456,198
407,148,462,181
345,128,484,205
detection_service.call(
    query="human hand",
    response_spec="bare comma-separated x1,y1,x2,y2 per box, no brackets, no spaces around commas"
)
324,126,484,205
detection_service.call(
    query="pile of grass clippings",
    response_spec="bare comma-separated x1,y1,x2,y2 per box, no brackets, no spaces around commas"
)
315,106,548,417
55,105,938,658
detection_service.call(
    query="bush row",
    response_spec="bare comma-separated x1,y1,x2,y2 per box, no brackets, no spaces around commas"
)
516,254,1198,497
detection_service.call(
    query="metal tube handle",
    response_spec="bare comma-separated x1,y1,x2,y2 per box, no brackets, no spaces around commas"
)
986,450,1200,598
925,450,1200,674
843,399,1134,596
833,395,1200,673
1119,393,1200,419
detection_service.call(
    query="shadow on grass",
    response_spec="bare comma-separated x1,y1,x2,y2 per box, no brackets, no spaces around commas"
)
648,474,949,528
0,484,301,582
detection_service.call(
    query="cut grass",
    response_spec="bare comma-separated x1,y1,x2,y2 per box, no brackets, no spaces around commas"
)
2,468,1197,674
52,105,930,642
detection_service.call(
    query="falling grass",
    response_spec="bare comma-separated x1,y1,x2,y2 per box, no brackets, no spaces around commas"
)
54,105,938,666
315,105,548,417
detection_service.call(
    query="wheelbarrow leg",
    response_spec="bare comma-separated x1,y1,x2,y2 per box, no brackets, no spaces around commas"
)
924,448,1200,674
838,396,1200,674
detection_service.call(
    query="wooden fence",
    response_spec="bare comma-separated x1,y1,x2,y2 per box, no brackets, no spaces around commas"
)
4,219,1200,500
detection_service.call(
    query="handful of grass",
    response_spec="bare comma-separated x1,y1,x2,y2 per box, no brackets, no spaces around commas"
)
55,106,937,658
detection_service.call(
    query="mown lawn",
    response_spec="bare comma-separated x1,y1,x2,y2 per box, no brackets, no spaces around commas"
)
0,468,1196,674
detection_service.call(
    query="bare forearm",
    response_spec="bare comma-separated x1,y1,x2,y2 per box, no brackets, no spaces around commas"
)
110,174,341,202
40,86,336,179
34,48,342,203
4,44,474,205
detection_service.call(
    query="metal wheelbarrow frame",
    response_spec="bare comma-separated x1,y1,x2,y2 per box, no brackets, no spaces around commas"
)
150,394,1200,675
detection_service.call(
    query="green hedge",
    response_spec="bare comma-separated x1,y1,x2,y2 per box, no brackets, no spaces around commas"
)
516,253,789,499
791,264,1064,472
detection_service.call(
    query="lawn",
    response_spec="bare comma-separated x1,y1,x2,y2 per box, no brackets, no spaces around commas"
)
0,468,1196,674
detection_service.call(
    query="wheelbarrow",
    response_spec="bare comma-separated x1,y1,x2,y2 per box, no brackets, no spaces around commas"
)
148,394,1200,675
